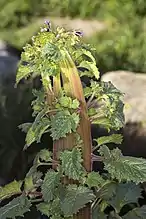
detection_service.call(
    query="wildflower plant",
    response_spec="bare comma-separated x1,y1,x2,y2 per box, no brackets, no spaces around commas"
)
1,21,146,219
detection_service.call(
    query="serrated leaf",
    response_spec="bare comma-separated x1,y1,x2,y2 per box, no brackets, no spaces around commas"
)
123,205,146,219
98,181,117,200
37,198,62,218
58,96,79,109
25,117,50,148
107,183,142,213
50,110,80,140
92,206,107,219
60,147,86,180
99,146,146,184
60,184,95,217
86,171,105,188
96,134,123,147
18,123,32,133
79,61,99,80
41,170,60,202
34,149,52,165
0,195,31,219
0,180,22,202
16,64,31,84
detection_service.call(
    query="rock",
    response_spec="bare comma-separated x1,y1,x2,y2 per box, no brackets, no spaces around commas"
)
101,70,146,126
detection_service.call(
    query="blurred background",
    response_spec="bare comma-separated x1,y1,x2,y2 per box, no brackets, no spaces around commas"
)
0,0,146,192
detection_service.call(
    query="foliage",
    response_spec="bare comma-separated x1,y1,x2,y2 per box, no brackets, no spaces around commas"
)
88,19,146,74
1,21,146,219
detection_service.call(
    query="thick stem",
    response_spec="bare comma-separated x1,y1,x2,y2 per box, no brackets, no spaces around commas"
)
52,51,92,219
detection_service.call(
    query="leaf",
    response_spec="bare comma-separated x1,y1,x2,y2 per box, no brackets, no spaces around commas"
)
41,170,60,202
86,171,105,188
98,181,117,200
18,123,32,133
0,180,22,202
96,134,123,147
50,110,80,140
25,117,50,148
24,176,34,193
123,205,146,219
79,61,99,80
92,205,107,219
99,146,146,184
0,195,31,219
107,183,142,213
58,96,80,109
37,198,62,218
60,184,95,217
34,149,53,165
16,63,31,84
60,147,86,180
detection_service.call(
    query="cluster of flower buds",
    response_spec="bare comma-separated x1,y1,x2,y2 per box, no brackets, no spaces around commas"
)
74,30,83,37
40,20,51,32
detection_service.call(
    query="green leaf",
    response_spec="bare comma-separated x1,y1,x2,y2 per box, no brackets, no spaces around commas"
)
123,205,146,219
60,184,95,217
16,63,31,84
95,134,123,147
0,195,31,219
79,61,99,80
41,170,60,202
18,123,32,133
92,206,107,219
34,149,53,165
0,180,22,202
99,146,146,184
24,176,34,193
25,117,50,148
98,181,117,200
107,183,142,213
86,171,105,188
37,198,62,218
60,147,85,180
58,96,80,109
50,110,80,140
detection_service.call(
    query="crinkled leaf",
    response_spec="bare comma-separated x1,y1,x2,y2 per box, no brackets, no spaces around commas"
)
86,171,105,188
58,96,79,109
41,170,60,202
0,195,31,219
79,61,99,80
0,180,22,202
18,123,32,133
34,149,52,165
123,205,146,219
60,147,85,180
25,117,50,148
108,183,142,213
96,134,123,147
50,110,79,140
99,146,146,184
98,181,117,200
37,198,62,218
60,184,95,217
16,64,31,84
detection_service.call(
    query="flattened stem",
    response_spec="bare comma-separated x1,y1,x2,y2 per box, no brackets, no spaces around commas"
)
52,51,92,219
